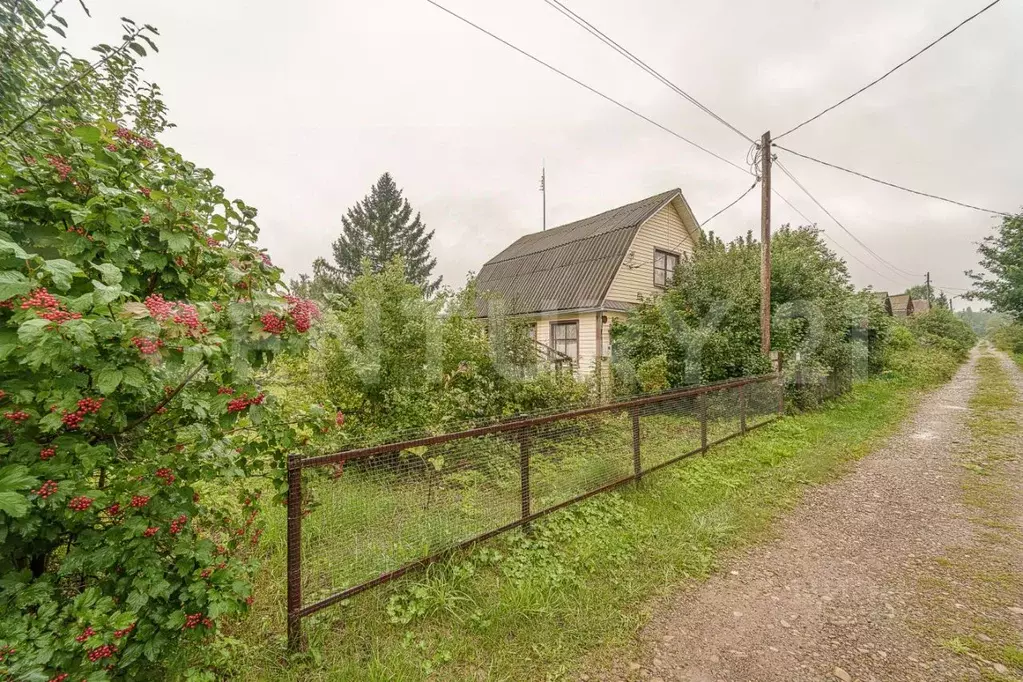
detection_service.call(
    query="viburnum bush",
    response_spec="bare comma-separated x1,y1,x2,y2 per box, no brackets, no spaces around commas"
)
0,6,338,681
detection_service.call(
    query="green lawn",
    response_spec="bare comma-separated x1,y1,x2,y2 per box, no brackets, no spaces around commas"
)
219,372,938,681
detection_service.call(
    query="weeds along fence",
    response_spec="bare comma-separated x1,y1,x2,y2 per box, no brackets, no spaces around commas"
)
285,373,783,650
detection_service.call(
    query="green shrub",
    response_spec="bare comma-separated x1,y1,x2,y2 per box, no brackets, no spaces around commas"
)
992,322,1023,355
611,226,860,397
907,308,977,359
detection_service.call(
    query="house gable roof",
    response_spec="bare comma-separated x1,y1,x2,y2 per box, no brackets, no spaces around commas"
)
476,189,693,317
890,293,913,316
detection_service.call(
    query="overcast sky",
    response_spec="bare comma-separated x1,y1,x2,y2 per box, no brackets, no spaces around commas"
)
57,0,1022,305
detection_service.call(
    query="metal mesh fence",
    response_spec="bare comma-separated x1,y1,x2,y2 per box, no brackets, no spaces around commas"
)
286,374,783,648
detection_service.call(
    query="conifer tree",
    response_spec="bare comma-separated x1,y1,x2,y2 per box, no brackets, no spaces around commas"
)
310,173,441,294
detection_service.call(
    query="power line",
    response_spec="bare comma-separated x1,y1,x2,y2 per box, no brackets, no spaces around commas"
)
772,187,909,286
701,181,759,228
424,0,750,176
774,144,1012,216
774,159,924,279
540,0,755,144
775,0,1005,140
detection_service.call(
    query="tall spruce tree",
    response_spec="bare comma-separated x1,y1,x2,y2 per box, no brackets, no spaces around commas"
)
310,173,441,294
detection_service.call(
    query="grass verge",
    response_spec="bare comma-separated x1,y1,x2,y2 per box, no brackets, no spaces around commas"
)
223,373,949,681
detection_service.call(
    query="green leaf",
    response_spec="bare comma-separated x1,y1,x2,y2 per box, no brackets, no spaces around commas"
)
128,42,146,57
160,231,192,253
139,252,167,270
0,464,36,492
0,492,28,518
0,238,33,260
42,259,82,290
94,368,122,395
72,125,102,144
122,366,146,388
92,262,122,285
0,270,31,300
47,23,66,38
0,330,17,361
92,280,123,305
17,318,50,345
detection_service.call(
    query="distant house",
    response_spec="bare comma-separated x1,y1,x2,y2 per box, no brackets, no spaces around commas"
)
475,188,702,378
871,291,893,316
911,299,931,315
890,293,914,318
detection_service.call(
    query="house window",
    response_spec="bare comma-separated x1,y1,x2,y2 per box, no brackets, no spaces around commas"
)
653,249,680,287
550,321,579,363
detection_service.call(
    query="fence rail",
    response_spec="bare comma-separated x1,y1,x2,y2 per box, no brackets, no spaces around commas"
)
286,373,784,651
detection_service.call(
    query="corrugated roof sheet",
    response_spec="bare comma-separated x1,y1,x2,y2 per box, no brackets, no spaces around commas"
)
890,293,912,317
476,189,680,316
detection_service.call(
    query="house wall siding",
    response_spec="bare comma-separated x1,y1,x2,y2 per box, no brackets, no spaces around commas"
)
532,311,599,378
603,201,695,305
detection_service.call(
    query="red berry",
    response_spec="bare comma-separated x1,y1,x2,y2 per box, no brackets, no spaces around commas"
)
260,312,286,335
75,626,95,643
34,480,58,498
132,336,162,355
143,526,159,537
40,446,57,460
44,154,72,181
4,410,30,423
129,495,149,508
86,644,115,662
68,496,93,512
284,295,321,333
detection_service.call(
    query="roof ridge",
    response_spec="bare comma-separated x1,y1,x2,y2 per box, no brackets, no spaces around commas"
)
484,188,679,267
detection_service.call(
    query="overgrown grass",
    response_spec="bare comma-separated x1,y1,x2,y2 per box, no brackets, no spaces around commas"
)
210,363,950,682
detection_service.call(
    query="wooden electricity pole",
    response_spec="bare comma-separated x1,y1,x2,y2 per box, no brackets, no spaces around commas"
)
760,131,772,355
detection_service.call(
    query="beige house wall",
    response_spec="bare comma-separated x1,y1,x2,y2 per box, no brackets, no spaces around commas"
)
531,311,599,378
603,199,697,305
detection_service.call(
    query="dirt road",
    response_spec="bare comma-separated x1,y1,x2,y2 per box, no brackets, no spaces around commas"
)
598,348,1023,682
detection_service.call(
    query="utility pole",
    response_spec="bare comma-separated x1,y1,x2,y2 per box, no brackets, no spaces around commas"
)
540,163,546,231
760,131,772,356
925,271,932,301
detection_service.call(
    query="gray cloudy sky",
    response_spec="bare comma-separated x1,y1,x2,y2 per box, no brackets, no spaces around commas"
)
60,0,1022,303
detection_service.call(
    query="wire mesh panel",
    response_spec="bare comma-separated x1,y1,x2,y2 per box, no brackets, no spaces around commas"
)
636,394,702,471
287,374,782,650
746,378,783,428
526,410,633,515
705,385,740,444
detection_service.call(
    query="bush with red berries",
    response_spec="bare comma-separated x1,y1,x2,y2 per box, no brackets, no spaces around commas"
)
0,9,339,681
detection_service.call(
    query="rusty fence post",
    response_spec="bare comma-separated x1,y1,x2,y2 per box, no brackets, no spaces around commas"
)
699,391,708,452
631,407,641,481
519,428,531,527
739,384,747,434
286,453,305,653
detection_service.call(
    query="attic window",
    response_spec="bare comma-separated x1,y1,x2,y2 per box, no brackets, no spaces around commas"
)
653,249,680,287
